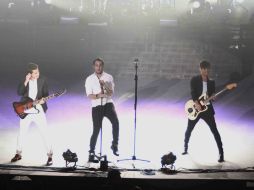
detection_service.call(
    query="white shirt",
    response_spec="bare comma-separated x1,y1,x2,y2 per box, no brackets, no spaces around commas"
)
28,79,38,100
85,72,114,107
25,79,39,114
202,81,207,95
202,81,210,105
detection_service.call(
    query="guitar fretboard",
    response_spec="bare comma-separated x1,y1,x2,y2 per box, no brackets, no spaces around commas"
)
33,93,58,106
44,94,56,101
204,88,227,104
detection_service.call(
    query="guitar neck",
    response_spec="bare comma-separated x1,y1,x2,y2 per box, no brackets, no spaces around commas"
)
33,94,56,106
204,88,227,104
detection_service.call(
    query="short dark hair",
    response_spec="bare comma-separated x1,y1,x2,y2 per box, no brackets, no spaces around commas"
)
27,63,38,73
199,60,211,69
93,58,104,66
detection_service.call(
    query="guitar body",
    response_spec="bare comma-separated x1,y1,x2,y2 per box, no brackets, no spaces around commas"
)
184,83,237,120
185,94,208,120
13,97,34,119
12,89,66,119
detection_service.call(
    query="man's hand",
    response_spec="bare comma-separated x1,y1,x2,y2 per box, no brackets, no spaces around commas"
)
38,98,45,105
24,73,31,86
103,81,113,95
25,73,31,82
97,93,107,99
99,80,105,86
99,80,113,96
194,101,202,111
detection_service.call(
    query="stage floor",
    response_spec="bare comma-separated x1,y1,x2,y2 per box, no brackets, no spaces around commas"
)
0,163,254,190
0,76,254,189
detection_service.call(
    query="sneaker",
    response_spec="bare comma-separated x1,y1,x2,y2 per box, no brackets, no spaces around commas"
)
111,145,119,156
46,157,53,166
11,154,22,162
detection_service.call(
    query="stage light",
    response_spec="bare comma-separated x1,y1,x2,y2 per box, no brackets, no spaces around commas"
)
189,0,203,9
45,0,52,5
189,0,213,15
62,149,78,167
161,152,177,174
192,1,201,9
161,152,176,167
8,2,15,9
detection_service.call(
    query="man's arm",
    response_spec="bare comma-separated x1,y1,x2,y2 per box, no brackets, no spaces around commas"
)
42,77,49,97
190,77,198,101
99,75,114,96
210,80,216,101
100,81,113,96
88,93,107,100
211,80,216,95
38,77,49,105
17,73,31,96
85,78,107,100
17,83,27,96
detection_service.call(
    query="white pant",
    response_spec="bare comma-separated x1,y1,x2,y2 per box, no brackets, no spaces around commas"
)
16,105,53,157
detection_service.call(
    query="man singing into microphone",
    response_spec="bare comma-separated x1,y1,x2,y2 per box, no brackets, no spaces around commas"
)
85,58,120,162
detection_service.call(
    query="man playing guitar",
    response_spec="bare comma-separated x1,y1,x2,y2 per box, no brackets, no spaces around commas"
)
11,63,53,166
182,60,224,163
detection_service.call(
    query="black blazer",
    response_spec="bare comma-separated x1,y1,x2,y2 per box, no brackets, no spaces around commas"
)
17,76,49,113
190,75,215,114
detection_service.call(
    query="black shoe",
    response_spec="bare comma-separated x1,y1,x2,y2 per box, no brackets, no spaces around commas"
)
111,145,119,156
88,152,95,162
218,154,224,163
11,154,22,162
182,147,188,155
46,157,53,166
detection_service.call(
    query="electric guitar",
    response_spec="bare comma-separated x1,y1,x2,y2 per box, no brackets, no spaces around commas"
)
13,89,66,119
185,83,237,120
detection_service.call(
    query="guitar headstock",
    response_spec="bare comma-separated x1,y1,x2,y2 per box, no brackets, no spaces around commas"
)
54,89,67,97
226,83,237,90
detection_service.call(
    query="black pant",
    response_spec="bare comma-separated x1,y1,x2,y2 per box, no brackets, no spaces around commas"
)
184,106,224,155
89,103,119,153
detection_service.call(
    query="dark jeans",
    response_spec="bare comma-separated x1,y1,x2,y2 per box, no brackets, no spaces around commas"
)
184,106,224,155
89,103,119,153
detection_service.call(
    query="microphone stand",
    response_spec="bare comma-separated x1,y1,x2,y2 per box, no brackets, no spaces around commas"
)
117,58,150,166
92,76,109,171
